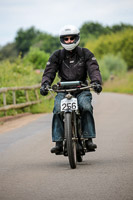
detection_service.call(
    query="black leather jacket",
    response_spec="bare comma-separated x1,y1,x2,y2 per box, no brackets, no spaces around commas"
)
41,46,102,85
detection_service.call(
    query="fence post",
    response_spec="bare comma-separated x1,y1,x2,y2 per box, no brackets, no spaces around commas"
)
3,92,7,116
35,89,39,100
12,91,16,104
25,90,29,102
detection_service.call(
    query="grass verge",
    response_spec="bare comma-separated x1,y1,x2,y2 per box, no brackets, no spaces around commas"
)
103,71,133,94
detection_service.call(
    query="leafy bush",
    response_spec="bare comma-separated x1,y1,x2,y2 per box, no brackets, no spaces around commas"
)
0,59,43,88
23,47,49,69
0,56,45,116
85,29,133,70
99,54,128,82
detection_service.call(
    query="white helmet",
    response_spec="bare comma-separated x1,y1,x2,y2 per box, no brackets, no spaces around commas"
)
59,25,80,51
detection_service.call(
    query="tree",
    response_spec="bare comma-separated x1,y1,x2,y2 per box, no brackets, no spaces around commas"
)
80,22,108,36
79,21,133,47
15,26,41,56
79,21,110,46
32,33,61,54
111,23,133,33
0,42,17,61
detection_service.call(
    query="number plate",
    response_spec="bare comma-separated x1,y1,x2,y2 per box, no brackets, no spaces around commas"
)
61,98,78,111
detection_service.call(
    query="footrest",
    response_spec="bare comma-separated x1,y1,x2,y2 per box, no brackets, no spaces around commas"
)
86,149,96,152
55,152,63,155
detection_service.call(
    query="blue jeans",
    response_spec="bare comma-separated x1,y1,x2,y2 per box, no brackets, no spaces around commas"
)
52,90,96,142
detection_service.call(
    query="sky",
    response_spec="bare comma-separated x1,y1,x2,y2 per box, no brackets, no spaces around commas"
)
0,0,133,46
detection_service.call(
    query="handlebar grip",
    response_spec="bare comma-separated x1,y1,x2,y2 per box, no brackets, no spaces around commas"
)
52,84,58,91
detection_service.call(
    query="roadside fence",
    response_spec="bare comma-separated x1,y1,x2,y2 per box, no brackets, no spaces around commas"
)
0,84,42,113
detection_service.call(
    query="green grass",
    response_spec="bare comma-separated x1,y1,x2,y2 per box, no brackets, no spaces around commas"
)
30,97,54,114
103,71,133,94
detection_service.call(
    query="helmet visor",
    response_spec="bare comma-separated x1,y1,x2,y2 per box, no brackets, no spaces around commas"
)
60,34,79,44
64,36,75,42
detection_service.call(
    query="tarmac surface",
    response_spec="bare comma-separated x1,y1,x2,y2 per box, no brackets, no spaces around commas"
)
0,92,133,200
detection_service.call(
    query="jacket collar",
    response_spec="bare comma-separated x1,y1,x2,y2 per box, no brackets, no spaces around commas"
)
65,46,78,58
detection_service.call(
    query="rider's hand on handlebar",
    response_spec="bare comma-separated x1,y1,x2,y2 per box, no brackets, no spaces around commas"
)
92,82,102,94
40,82,50,96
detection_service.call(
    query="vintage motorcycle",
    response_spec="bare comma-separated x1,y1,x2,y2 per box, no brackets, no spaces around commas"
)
48,81,98,169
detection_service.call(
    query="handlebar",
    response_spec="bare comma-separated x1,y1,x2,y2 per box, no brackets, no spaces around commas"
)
46,81,99,93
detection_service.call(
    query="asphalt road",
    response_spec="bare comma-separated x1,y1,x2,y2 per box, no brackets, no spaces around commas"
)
0,93,133,200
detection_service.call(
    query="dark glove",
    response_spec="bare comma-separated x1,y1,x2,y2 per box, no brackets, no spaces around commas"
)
92,82,102,93
40,82,50,96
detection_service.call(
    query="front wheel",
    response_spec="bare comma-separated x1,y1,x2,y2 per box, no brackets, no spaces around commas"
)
64,112,77,169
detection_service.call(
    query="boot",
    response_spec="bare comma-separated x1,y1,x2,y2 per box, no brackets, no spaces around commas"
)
85,138,97,152
51,141,63,154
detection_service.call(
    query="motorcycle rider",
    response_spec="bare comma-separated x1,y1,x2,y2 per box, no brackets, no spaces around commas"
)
40,25,102,154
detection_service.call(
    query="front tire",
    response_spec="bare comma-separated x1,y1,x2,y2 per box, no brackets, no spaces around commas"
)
64,112,77,169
